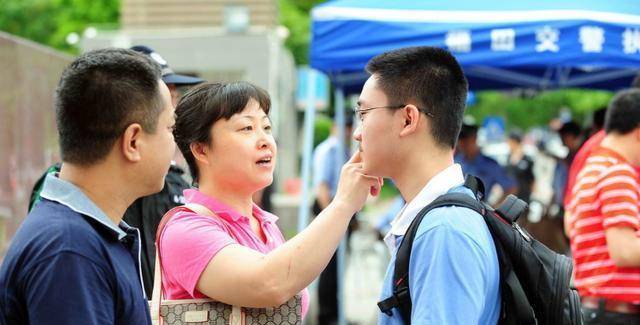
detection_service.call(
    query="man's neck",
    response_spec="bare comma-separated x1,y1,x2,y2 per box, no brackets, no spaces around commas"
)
600,134,638,165
391,148,455,204
59,163,133,226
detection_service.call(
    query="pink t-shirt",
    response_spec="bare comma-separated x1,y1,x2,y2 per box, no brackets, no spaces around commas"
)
158,189,309,317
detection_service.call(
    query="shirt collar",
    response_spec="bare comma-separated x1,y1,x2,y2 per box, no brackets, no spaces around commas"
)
383,164,465,251
184,189,278,223
39,174,128,240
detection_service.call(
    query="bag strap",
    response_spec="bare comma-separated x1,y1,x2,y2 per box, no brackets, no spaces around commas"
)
377,192,484,323
463,174,485,200
150,203,216,325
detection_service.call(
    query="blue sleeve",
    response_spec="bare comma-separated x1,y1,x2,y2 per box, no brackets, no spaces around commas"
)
23,252,115,324
553,162,568,204
313,145,333,189
408,224,490,324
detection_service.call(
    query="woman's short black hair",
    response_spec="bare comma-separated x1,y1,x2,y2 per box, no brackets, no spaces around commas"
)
173,81,271,184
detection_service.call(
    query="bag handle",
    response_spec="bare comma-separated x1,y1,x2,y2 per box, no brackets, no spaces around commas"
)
150,203,217,325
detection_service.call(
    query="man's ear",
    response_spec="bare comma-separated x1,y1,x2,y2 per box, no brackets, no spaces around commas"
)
399,104,422,137
121,123,143,162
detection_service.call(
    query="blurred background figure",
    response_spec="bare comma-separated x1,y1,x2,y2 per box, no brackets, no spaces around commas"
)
312,115,357,325
455,122,517,204
506,130,535,204
551,121,583,220
373,195,404,241
130,45,204,107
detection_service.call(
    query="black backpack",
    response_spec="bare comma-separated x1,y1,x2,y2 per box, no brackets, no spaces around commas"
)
377,175,583,325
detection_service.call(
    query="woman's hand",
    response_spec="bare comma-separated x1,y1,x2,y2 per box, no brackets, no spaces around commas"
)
333,151,383,216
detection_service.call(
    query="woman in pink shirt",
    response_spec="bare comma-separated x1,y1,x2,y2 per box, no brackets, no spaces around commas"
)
159,81,380,319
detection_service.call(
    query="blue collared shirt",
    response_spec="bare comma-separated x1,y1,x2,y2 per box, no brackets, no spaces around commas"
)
378,186,501,324
0,174,151,325
313,136,349,197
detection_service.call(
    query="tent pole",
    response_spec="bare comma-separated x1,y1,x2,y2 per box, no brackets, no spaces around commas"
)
335,86,348,325
564,68,639,87
298,69,317,233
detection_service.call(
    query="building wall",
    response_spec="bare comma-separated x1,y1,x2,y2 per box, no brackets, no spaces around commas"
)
121,0,278,29
0,32,72,259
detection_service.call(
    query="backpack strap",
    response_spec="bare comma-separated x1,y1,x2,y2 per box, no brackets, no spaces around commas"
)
377,192,485,323
463,174,485,201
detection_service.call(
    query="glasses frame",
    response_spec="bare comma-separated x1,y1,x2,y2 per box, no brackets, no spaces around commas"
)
353,104,434,121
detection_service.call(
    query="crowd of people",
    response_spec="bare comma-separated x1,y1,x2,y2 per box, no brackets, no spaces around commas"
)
0,43,639,325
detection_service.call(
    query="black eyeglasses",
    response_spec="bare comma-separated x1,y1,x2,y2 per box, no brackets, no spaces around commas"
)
353,104,434,121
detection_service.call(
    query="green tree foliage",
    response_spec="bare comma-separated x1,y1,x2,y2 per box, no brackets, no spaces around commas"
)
0,0,119,53
278,0,324,65
313,114,333,148
467,89,613,130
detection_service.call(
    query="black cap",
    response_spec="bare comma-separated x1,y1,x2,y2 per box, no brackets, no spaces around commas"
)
130,45,204,86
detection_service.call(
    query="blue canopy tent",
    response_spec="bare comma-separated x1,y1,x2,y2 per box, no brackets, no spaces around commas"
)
298,2,640,324
310,0,640,92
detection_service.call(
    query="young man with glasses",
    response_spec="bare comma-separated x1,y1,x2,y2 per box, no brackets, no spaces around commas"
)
353,46,500,324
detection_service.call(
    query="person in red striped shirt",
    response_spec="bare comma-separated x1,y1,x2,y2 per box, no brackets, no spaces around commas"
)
567,89,640,324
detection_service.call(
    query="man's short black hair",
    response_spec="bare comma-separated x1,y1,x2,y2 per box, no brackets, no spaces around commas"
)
56,48,163,165
174,81,271,184
365,46,468,149
508,129,523,143
605,88,640,135
458,123,478,140
558,121,582,137
592,107,607,131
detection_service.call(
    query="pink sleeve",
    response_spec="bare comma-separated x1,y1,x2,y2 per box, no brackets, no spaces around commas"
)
159,213,236,297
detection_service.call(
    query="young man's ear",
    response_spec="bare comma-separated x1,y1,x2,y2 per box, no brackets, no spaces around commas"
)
121,123,143,162
399,104,422,137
